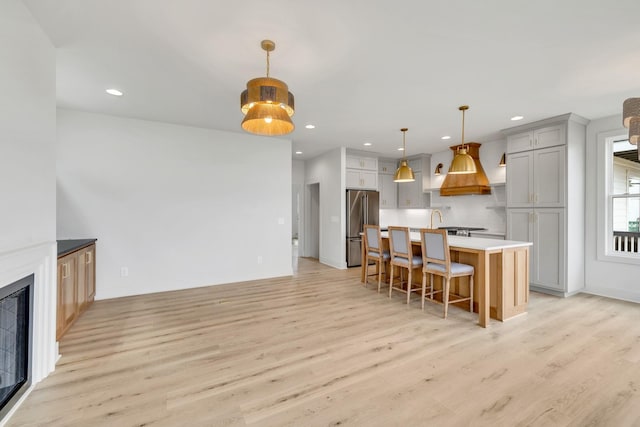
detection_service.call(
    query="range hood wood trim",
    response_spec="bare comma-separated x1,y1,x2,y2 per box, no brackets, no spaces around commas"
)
440,142,492,196
439,184,492,196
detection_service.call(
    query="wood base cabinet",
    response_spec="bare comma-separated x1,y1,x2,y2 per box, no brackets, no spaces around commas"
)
57,243,96,340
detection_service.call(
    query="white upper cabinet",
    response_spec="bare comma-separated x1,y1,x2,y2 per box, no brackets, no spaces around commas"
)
346,155,378,190
533,146,566,207
346,155,378,171
379,173,397,209
378,160,397,175
378,160,397,209
397,171,428,208
506,145,566,208
506,124,566,154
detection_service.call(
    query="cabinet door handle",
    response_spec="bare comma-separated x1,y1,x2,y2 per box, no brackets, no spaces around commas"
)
62,262,69,278
86,251,92,264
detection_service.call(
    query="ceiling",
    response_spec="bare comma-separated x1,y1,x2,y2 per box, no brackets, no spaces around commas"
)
24,0,640,160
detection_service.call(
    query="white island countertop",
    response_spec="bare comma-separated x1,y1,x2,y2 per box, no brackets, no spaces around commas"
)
381,231,532,251
446,235,532,251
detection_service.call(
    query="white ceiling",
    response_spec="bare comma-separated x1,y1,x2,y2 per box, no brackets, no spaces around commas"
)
24,0,640,160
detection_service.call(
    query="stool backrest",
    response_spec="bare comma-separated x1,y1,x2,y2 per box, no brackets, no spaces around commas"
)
388,226,412,260
364,224,381,252
420,228,451,269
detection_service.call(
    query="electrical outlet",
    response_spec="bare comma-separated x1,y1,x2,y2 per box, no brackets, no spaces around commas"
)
120,267,129,277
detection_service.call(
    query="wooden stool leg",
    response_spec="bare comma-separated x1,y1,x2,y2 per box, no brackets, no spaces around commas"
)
469,275,474,312
406,267,412,305
377,260,382,293
421,272,426,311
443,278,450,319
388,264,394,298
428,274,433,299
364,260,369,287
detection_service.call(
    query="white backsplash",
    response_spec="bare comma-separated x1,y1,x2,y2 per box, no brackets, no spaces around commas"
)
379,209,431,229
380,185,506,233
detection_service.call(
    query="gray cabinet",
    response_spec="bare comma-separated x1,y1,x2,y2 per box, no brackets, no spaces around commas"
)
507,208,564,290
396,154,431,209
506,145,566,208
379,173,397,209
506,124,565,153
503,113,587,296
397,171,427,208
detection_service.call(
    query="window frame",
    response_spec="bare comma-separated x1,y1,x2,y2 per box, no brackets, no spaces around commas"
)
597,130,640,264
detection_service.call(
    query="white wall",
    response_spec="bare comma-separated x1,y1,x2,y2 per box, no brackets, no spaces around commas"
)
304,148,346,269
0,1,57,424
292,159,305,239
57,110,293,300
585,114,640,302
0,1,56,253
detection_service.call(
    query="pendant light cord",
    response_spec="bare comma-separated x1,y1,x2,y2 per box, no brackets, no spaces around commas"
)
461,108,465,147
458,105,469,152
403,130,406,158
401,128,408,159
266,49,270,78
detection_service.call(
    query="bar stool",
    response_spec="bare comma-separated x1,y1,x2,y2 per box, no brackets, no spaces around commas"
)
363,225,390,293
420,228,474,318
388,226,422,304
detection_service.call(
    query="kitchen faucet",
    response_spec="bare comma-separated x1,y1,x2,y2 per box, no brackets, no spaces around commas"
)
430,209,443,229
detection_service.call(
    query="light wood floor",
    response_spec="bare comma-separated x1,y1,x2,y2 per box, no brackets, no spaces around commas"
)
8,258,640,426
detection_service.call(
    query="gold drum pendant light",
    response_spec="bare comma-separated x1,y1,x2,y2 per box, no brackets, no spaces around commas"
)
630,118,640,145
623,98,640,128
240,40,295,136
448,105,477,174
394,128,415,182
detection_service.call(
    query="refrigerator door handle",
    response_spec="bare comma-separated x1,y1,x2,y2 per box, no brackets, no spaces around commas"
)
363,194,367,226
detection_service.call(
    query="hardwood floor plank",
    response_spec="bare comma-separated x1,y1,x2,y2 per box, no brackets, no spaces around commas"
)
6,257,640,426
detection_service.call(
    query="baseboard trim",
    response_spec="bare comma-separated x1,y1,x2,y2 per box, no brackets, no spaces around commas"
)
582,286,640,304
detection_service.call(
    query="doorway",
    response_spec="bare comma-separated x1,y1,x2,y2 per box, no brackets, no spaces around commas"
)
307,183,320,259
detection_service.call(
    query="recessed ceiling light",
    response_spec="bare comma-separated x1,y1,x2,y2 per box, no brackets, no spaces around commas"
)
397,147,404,151
441,135,451,140
511,115,524,121
305,124,315,129
295,151,302,154
106,88,123,96
363,142,372,146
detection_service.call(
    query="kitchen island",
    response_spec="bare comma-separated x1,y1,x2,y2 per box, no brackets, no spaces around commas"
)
361,232,532,328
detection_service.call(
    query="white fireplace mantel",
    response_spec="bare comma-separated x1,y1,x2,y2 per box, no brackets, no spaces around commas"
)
0,241,57,425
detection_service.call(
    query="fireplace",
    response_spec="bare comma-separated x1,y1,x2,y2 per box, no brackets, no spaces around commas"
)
0,274,33,420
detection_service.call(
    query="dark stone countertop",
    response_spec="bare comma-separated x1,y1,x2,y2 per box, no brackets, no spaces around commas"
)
57,239,97,257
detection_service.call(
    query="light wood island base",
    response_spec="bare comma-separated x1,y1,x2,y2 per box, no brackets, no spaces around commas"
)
361,233,531,327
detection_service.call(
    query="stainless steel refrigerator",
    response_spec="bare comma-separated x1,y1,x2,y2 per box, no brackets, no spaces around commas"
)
346,189,380,267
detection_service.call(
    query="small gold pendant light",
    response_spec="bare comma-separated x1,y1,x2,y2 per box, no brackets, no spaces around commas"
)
448,105,477,174
394,128,415,182
240,40,295,136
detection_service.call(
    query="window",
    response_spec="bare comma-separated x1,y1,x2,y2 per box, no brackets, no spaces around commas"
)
609,139,640,257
